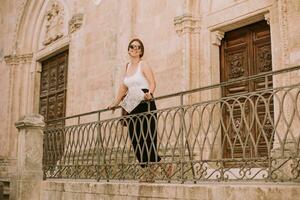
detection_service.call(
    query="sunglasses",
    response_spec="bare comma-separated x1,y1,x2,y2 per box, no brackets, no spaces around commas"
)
129,44,141,50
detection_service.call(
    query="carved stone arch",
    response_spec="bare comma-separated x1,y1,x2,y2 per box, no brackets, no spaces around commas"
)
14,0,72,53
11,0,72,115
12,0,29,53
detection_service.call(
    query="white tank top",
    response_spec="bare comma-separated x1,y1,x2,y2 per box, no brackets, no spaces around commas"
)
123,61,149,89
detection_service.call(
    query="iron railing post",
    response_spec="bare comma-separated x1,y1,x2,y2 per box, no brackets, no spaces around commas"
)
265,73,272,181
180,94,185,183
97,112,101,181
265,74,269,89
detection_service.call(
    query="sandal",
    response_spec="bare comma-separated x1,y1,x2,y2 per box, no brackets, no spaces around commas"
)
165,163,173,178
160,163,173,179
166,163,173,179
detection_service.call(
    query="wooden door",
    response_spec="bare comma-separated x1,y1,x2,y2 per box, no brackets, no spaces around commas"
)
39,50,68,126
40,51,68,167
220,21,273,159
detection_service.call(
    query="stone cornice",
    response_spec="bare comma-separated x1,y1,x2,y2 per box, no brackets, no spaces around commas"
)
4,53,33,65
69,13,84,34
15,114,45,129
174,13,201,36
36,35,69,61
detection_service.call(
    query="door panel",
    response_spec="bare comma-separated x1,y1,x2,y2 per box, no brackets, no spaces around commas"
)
220,21,273,159
39,50,68,126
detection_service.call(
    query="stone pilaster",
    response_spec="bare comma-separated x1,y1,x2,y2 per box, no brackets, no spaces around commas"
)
14,114,45,200
174,13,201,93
210,30,224,85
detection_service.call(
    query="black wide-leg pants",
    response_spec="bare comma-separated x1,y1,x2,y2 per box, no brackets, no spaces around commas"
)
128,89,161,168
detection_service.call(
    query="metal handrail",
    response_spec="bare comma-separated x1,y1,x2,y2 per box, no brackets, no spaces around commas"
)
45,65,300,124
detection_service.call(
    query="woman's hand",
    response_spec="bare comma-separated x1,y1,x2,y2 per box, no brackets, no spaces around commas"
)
107,103,118,110
144,92,153,100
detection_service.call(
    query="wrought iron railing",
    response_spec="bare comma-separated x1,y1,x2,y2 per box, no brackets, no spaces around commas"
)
43,66,300,182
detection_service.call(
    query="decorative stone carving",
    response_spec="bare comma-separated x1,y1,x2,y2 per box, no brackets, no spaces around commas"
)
0,158,17,179
43,1,65,46
228,53,245,78
0,158,10,174
264,13,270,25
4,53,33,65
69,13,84,33
258,45,272,72
212,31,225,46
174,13,200,36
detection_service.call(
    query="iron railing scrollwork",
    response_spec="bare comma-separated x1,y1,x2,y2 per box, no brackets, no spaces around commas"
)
43,66,300,182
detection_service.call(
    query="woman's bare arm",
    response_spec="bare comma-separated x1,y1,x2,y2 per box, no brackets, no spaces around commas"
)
142,61,156,99
108,83,128,109
108,63,129,109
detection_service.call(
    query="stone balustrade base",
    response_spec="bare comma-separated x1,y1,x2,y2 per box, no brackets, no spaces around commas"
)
41,180,300,200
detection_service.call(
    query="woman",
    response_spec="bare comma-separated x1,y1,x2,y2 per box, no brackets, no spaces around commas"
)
108,38,163,180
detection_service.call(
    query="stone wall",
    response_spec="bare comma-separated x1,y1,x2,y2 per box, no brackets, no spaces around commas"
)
41,180,300,200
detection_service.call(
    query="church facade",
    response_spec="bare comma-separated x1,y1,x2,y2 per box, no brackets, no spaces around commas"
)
1,0,300,199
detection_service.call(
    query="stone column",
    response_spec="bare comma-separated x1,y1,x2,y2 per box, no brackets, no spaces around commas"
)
2,54,34,200
14,114,45,200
